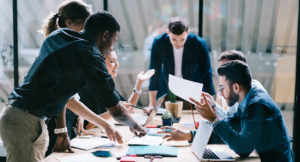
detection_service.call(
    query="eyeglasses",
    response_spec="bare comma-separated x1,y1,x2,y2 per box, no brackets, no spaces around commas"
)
218,84,230,93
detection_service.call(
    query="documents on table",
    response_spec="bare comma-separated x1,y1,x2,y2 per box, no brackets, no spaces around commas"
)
128,135,163,146
55,153,100,162
168,74,203,103
70,136,118,150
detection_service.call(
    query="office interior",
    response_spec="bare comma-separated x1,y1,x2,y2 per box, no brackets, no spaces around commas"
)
0,0,299,160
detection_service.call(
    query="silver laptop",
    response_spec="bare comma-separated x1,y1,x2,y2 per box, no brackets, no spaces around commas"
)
143,94,167,126
191,121,234,161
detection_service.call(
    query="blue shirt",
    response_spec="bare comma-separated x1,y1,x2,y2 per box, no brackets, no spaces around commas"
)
213,87,293,161
8,29,120,118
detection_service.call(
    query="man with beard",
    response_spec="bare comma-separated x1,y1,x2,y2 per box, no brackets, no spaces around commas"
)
160,60,293,161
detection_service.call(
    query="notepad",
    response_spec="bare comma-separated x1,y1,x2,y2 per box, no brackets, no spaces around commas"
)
127,135,163,146
70,137,117,150
127,145,178,157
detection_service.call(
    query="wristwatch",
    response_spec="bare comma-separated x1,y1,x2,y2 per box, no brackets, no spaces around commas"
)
133,88,142,95
210,117,222,127
54,127,68,134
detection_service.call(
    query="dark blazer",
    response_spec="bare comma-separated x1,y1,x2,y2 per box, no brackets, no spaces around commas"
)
149,33,215,98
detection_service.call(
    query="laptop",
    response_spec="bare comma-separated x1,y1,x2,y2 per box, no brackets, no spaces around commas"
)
143,94,167,126
191,121,234,161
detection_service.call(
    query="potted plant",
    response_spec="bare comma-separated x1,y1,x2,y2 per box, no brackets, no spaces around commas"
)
162,110,173,126
165,90,183,122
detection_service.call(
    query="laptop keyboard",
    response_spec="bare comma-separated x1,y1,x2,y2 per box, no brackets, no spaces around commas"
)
202,148,220,159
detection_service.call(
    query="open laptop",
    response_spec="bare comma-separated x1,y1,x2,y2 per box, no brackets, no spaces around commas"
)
143,94,167,126
191,121,234,161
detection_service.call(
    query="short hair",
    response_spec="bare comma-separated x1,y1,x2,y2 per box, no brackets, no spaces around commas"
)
217,60,252,91
218,50,247,63
168,17,189,35
84,11,120,40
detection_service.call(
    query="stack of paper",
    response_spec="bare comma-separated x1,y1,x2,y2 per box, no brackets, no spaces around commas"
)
70,137,117,150
127,135,163,146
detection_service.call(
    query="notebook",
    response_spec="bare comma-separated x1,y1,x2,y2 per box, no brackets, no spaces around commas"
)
191,121,234,161
127,145,178,157
127,135,163,146
70,136,117,150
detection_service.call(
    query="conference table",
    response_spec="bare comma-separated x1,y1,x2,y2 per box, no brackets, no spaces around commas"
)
45,110,259,162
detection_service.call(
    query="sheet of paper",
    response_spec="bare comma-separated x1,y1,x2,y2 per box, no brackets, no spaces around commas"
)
56,153,100,162
128,135,163,146
168,74,203,103
70,137,117,150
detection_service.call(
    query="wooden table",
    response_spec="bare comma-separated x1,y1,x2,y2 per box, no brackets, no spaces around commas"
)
45,110,259,162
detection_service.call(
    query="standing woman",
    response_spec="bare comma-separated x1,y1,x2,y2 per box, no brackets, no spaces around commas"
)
42,0,91,156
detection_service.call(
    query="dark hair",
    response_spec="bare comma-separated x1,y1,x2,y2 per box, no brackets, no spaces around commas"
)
218,50,247,63
43,0,90,36
84,11,120,40
168,17,189,35
217,60,252,91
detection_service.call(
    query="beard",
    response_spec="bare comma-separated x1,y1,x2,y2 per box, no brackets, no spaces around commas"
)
226,88,239,107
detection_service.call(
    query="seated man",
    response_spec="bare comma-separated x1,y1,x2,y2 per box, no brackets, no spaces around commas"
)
161,61,293,161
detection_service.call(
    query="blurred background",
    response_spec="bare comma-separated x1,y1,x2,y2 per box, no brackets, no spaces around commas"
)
0,0,297,137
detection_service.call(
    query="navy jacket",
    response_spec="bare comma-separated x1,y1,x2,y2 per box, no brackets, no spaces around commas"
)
149,33,215,97
9,29,120,118
213,87,293,161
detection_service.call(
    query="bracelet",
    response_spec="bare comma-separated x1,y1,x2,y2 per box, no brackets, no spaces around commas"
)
54,127,68,134
133,88,142,95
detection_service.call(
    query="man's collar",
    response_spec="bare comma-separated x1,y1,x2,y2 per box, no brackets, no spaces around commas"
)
238,87,257,112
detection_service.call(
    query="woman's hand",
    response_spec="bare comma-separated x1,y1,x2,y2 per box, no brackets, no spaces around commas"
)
103,122,123,144
77,116,94,136
137,69,155,82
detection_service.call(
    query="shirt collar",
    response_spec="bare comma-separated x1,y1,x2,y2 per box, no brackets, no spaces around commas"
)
238,87,257,112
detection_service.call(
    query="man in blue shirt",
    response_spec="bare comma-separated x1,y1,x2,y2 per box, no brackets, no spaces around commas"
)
146,17,215,112
0,11,145,162
190,61,293,161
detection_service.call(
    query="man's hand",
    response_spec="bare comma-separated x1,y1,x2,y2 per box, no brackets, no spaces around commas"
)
53,133,74,153
129,124,146,137
159,126,191,141
77,116,94,136
190,92,217,122
103,122,123,144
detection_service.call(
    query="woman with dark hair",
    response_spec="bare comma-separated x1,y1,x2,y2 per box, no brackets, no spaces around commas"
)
43,0,90,37
42,0,91,156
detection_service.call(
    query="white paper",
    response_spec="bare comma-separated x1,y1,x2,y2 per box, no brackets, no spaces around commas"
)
70,137,117,150
128,135,163,146
56,153,100,162
168,74,203,103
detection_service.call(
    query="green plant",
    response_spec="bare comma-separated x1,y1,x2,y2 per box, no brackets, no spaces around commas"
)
168,89,177,103
162,110,173,119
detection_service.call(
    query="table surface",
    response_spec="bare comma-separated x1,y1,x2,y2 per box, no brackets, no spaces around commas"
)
45,110,259,162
